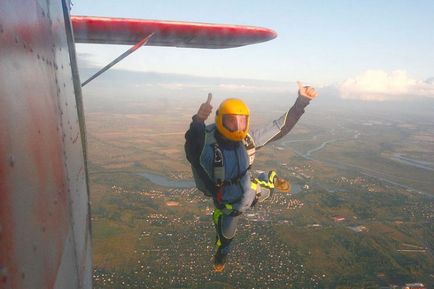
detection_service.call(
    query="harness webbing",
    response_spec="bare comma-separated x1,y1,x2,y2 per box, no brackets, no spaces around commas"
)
201,125,255,207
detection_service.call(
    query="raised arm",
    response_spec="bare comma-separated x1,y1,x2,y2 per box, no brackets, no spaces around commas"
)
249,81,318,148
185,93,213,163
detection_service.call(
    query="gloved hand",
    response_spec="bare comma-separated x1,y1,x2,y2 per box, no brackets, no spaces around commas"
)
269,170,291,192
196,93,213,122
274,177,291,193
297,81,319,100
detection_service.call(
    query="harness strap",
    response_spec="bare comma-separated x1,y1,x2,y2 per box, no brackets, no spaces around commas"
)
243,134,256,166
214,203,242,217
213,142,224,186
222,165,251,186
204,125,253,208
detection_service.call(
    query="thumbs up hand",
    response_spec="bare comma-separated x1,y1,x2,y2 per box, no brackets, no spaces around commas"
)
196,93,213,122
297,81,319,100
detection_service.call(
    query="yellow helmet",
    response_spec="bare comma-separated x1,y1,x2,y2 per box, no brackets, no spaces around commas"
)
215,98,250,141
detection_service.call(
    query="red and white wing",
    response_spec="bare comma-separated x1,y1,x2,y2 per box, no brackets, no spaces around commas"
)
71,16,277,48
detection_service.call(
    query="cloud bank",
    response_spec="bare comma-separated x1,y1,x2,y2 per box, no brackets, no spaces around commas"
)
339,70,434,101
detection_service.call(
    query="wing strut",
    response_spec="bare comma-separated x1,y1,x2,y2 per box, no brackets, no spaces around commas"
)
81,33,154,87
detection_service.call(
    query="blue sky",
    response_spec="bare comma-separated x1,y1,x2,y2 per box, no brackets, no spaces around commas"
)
72,0,434,101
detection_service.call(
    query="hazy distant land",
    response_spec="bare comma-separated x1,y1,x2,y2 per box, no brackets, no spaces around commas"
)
82,69,434,289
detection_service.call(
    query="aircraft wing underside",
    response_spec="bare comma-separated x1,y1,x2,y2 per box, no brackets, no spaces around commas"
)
71,16,277,48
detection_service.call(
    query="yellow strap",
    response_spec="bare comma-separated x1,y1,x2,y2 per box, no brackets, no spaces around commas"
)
221,203,234,215
253,178,274,189
251,182,257,190
268,170,277,183
213,208,222,225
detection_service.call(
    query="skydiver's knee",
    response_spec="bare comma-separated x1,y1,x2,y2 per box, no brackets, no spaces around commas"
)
220,214,240,240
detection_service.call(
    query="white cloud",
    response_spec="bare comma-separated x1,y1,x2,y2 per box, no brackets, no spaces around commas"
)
338,70,434,101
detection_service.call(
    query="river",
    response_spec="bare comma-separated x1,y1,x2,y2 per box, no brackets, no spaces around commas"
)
390,154,434,172
137,172,195,188
287,137,433,197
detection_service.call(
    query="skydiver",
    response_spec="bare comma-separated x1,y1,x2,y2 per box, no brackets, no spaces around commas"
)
184,81,318,272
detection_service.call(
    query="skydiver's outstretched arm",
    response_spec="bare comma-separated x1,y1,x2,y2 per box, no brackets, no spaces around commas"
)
184,93,213,163
249,82,318,148
185,94,216,193
265,94,309,144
